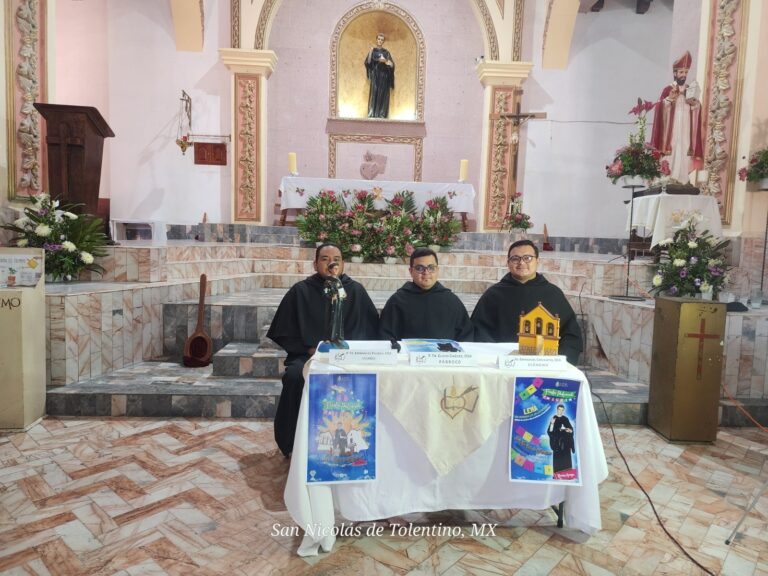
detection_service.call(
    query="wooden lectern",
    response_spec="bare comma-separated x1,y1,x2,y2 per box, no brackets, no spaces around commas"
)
33,104,115,218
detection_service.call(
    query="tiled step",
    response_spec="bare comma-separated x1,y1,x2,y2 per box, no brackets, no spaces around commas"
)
45,361,281,418
212,342,286,378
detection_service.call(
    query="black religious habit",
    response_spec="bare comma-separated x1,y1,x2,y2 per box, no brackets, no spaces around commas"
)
379,281,474,341
547,414,575,473
471,273,582,364
365,47,395,118
267,273,379,456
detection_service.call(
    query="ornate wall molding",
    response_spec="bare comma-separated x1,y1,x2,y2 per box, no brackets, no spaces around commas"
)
230,0,240,48
484,87,520,229
512,0,524,61
475,0,499,60
702,0,744,225
328,133,423,181
6,0,47,200
253,0,278,49
234,75,260,221
329,2,425,120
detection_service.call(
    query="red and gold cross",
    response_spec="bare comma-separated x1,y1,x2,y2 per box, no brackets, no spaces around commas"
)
685,318,720,380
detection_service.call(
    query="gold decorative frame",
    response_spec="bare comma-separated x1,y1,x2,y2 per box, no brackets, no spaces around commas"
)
233,75,260,221
329,2,425,121
328,133,423,181
5,0,47,201
512,0,524,61
254,0,278,49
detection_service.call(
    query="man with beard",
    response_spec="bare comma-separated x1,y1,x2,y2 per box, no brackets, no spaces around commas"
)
471,239,582,364
379,247,473,341
650,51,704,185
267,243,379,457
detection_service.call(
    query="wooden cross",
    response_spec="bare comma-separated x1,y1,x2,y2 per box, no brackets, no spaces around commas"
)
685,318,720,380
492,102,546,211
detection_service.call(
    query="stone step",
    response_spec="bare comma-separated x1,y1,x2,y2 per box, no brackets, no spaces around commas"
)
212,342,286,378
45,361,282,418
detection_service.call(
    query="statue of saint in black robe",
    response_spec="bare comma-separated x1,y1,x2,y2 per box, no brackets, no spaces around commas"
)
379,281,474,341
365,37,395,119
267,273,378,456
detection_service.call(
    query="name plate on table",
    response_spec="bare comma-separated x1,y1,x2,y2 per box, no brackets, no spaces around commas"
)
498,355,568,371
328,349,399,365
409,352,477,367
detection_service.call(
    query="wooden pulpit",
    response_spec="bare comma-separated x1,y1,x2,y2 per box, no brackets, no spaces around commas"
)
33,104,115,217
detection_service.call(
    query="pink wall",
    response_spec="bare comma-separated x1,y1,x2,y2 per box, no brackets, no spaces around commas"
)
266,0,485,222
55,0,110,197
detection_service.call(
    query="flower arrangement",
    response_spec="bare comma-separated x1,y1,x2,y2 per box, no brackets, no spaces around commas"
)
650,219,730,298
1,193,108,281
296,189,344,244
606,99,670,184
738,147,768,183
420,196,461,247
503,192,533,232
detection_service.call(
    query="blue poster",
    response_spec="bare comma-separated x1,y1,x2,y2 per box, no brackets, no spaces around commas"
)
306,373,377,484
509,377,581,485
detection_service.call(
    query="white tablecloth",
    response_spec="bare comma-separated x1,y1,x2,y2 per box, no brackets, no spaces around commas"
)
627,194,722,247
279,176,476,214
284,342,608,556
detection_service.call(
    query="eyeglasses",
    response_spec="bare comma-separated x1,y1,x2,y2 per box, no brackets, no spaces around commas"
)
508,255,536,264
412,264,438,273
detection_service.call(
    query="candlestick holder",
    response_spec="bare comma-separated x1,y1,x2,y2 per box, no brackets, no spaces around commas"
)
610,183,647,302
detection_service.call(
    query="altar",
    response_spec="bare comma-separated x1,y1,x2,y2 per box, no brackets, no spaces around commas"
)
279,176,476,230
627,193,722,247
284,342,609,556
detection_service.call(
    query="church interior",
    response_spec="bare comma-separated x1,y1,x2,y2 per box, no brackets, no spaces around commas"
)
1,0,767,574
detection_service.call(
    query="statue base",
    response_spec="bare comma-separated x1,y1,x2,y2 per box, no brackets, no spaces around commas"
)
317,339,350,353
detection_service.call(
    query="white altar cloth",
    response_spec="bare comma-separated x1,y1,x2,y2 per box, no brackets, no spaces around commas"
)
627,194,722,248
284,341,608,556
279,176,476,214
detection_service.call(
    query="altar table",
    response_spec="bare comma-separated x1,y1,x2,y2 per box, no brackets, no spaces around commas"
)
284,342,609,556
279,176,476,230
627,194,722,248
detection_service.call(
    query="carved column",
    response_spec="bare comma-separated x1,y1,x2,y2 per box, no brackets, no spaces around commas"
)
476,61,533,230
219,49,277,222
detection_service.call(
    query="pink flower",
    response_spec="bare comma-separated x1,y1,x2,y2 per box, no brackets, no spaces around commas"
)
318,214,326,221
356,190,369,200
738,167,748,181
403,228,412,236
351,244,362,253
350,229,362,237
405,243,415,255
318,231,328,240
391,196,403,206
661,160,671,176
385,245,396,255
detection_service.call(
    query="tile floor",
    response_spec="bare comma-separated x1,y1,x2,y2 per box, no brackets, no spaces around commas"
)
1,417,766,575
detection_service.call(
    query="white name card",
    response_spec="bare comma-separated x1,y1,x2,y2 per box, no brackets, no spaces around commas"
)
329,349,399,365
409,352,477,367
498,355,568,371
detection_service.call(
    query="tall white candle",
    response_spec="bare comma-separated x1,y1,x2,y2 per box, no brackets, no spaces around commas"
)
288,152,297,175
459,159,468,182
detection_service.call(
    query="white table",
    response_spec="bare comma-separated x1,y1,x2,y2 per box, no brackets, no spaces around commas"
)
627,194,722,247
279,176,476,230
284,342,608,556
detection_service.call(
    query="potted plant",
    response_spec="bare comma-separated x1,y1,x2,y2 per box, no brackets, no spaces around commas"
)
1,193,107,282
6,267,16,286
419,196,461,250
296,189,343,245
649,219,730,299
503,192,533,239
738,147,768,190
606,99,671,186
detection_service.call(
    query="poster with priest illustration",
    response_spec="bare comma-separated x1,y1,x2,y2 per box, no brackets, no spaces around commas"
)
509,376,581,485
306,373,377,484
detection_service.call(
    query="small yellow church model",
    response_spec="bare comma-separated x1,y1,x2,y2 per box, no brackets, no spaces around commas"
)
517,302,561,356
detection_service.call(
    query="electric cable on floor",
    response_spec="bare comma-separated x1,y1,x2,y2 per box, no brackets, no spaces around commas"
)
590,389,716,576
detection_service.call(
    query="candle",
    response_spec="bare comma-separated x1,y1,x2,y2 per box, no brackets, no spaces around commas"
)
288,152,297,175
459,159,468,182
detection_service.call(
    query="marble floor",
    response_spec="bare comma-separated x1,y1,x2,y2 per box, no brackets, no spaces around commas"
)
1,417,766,576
